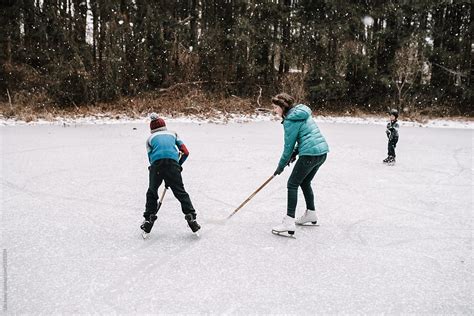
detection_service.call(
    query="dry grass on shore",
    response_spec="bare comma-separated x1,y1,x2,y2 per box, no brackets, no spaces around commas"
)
0,88,472,123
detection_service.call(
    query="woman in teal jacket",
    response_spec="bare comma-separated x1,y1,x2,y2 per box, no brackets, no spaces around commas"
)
271,93,329,236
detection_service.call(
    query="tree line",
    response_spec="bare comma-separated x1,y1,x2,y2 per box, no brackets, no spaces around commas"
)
0,0,472,115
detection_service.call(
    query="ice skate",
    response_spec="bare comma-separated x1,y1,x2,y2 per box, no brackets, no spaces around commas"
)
295,209,319,226
382,156,391,164
185,213,201,235
272,215,296,237
386,156,396,166
140,214,157,239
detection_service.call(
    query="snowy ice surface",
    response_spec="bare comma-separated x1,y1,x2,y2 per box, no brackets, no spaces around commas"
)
1,119,472,314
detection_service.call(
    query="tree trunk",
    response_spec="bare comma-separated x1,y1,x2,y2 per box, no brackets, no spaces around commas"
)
377,5,399,76
90,0,98,63
190,0,198,49
430,4,446,88
23,0,36,51
72,0,87,44
279,0,291,74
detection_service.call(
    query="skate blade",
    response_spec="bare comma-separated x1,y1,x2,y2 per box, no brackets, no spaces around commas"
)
296,222,320,226
141,231,150,239
271,230,296,238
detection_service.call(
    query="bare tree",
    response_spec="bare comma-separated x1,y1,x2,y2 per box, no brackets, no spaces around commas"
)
392,42,422,110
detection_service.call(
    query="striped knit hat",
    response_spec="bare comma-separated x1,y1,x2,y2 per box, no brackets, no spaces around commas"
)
150,113,166,132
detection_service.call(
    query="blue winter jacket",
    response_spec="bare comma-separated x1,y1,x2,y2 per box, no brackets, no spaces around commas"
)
278,104,329,169
146,127,188,165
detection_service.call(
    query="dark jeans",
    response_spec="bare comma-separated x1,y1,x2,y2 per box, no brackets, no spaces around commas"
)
144,159,195,218
287,154,327,218
388,137,398,157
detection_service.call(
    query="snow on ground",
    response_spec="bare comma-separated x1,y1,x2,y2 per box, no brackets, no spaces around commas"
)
1,119,472,314
0,113,473,129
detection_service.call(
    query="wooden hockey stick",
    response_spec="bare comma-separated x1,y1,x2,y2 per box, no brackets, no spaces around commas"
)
226,175,275,219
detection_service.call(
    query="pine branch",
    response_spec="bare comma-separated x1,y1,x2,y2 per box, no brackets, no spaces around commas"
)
431,62,467,78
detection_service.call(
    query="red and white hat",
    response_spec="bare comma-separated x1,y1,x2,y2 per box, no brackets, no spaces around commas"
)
150,113,166,131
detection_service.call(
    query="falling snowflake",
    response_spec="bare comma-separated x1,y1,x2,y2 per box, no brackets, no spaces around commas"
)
362,16,374,27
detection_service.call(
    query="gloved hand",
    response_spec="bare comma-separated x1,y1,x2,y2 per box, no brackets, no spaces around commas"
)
287,150,298,166
274,165,284,176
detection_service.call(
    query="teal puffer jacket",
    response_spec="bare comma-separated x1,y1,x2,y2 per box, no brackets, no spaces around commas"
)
278,104,329,169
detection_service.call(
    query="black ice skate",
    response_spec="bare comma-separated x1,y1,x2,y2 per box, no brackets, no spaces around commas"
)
386,156,396,166
140,214,158,239
185,213,201,234
382,156,392,164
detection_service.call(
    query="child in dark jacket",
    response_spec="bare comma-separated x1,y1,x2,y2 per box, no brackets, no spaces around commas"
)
383,109,400,164
140,113,200,236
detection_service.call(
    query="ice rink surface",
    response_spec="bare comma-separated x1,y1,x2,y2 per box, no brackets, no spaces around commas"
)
1,120,472,314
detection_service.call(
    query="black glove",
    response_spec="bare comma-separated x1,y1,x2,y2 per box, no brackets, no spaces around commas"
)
287,151,298,166
274,165,284,176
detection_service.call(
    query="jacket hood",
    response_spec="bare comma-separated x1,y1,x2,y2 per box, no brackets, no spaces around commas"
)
285,104,311,121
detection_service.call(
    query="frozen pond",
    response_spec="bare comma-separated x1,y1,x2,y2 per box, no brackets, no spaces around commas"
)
1,120,472,314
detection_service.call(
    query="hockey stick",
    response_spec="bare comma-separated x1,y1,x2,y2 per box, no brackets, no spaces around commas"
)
226,175,275,220
156,186,168,211
141,186,168,239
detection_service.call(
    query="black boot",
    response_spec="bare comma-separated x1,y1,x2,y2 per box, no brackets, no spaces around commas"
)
383,156,391,163
140,214,158,233
185,213,201,233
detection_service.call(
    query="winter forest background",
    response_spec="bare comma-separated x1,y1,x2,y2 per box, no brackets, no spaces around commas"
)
1,2,473,313
0,0,472,119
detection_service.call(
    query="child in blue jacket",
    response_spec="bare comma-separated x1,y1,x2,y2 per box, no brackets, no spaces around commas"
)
141,113,200,235
271,93,329,236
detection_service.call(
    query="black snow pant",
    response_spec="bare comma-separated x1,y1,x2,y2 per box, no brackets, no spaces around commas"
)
287,154,327,218
387,137,398,157
144,159,196,219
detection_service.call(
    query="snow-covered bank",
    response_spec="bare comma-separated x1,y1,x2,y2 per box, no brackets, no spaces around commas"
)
315,115,474,129
0,113,472,129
